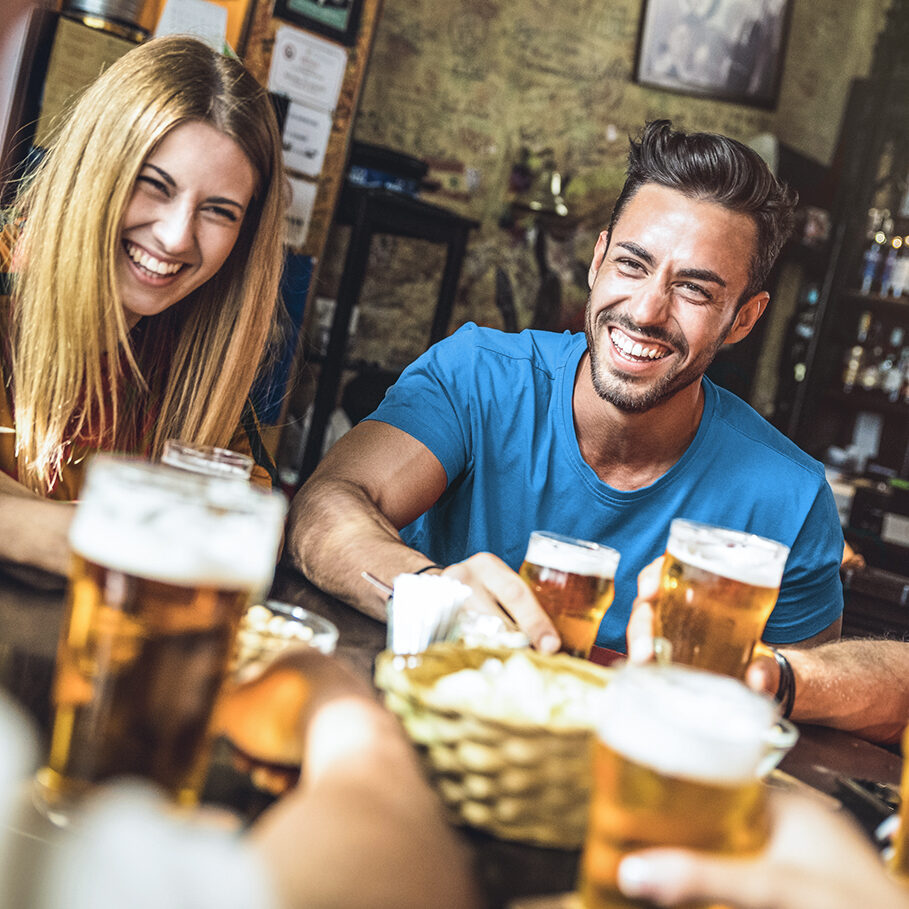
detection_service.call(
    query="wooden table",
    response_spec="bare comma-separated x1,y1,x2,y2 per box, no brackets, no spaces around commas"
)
0,562,902,909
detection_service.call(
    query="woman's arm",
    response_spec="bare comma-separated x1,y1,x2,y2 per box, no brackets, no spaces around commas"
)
0,471,74,578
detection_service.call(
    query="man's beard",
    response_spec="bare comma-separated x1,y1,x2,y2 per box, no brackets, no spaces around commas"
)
584,303,729,413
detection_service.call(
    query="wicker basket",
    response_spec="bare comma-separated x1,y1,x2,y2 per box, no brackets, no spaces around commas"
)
374,644,614,848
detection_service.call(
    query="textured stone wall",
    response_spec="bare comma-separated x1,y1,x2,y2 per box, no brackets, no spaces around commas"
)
315,0,889,377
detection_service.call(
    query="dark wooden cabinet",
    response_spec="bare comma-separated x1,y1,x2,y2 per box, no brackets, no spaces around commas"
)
788,77,909,479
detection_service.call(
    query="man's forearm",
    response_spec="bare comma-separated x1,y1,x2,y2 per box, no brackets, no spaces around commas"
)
287,478,436,621
785,640,909,744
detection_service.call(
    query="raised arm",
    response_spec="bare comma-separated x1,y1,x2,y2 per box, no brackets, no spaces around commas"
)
286,421,558,650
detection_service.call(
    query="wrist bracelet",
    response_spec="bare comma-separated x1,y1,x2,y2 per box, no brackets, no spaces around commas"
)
771,648,796,719
413,563,444,575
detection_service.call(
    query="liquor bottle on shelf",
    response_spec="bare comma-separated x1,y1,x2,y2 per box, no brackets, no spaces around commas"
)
842,310,873,393
857,320,885,392
890,240,909,298
879,327,906,399
858,211,890,294
885,345,909,403
880,236,903,298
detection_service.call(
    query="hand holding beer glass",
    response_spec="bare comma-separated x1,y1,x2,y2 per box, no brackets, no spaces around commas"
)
579,663,797,909
519,531,620,658
33,455,286,825
654,519,790,679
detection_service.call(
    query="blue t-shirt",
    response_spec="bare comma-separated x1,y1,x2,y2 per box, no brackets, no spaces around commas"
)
367,324,844,651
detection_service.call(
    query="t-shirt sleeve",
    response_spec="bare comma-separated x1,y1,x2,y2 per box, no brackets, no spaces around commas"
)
364,324,477,485
762,479,845,644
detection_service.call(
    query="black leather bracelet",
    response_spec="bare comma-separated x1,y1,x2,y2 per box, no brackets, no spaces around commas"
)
772,648,796,719
413,563,444,575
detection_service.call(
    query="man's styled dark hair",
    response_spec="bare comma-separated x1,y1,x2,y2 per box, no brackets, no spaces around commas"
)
607,120,798,304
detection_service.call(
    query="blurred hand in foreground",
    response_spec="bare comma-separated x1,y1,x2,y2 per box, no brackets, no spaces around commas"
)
617,793,909,909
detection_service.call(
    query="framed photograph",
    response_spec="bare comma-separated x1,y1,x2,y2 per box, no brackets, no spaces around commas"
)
634,0,794,108
272,0,363,46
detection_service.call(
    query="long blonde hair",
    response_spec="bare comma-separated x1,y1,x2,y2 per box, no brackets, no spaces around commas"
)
9,35,287,493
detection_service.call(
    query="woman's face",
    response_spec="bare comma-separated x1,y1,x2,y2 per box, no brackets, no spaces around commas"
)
118,120,257,328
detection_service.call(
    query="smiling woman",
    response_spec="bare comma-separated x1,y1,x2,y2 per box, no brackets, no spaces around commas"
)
0,35,287,575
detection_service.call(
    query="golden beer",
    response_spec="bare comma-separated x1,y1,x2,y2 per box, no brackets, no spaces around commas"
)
888,724,909,881
579,664,793,909
655,520,790,679
519,532,620,658
34,456,285,824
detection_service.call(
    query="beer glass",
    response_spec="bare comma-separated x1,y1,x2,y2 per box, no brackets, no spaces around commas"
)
655,519,790,679
33,455,286,825
888,724,909,881
161,439,254,480
579,663,797,909
519,531,621,658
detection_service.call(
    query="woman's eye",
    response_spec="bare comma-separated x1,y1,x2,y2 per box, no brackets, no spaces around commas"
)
137,175,168,194
205,205,239,223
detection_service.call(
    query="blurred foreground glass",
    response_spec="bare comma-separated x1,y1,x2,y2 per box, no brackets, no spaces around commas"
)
888,724,909,881
655,520,790,679
578,663,797,909
519,531,621,658
161,439,254,481
33,455,286,826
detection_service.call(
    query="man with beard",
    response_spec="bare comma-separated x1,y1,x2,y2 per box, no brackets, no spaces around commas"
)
286,120,843,654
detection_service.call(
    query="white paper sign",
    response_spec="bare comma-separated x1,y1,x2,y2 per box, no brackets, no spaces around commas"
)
155,0,228,49
286,176,318,248
267,25,346,113
281,102,332,178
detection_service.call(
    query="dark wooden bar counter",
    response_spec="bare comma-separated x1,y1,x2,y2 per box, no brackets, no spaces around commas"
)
0,561,902,908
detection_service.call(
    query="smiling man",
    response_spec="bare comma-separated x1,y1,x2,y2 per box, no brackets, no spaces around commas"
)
288,120,844,654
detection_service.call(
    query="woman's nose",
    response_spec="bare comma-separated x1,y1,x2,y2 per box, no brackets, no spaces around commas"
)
153,202,194,253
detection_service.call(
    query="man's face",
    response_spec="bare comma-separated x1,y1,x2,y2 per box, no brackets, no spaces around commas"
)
584,183,764,413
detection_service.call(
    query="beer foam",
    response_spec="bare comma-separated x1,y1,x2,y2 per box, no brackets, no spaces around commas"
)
666,521,789,589
524,533,620,578
596,664,780,784
69,457,286,589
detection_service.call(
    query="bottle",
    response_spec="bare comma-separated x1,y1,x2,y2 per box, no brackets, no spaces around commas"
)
890,240,909,298
858,320,885,392
859,211,890,294
842,311,873,392
886,345,909,403
878,327,905,399
880,237,903,297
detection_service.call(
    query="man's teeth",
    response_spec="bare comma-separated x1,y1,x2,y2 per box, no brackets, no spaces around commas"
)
126,243,181,276
610,329,666,360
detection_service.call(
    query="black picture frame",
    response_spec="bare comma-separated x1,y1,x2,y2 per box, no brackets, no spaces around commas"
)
633,0,794,109
272,0,363,46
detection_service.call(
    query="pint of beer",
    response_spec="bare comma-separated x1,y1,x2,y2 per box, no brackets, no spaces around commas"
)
579,663,796,909
33,455,285,825
519,531,620,658
161,439,254,480
655,519,790,679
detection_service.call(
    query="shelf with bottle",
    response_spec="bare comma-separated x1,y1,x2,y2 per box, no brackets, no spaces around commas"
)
839,310,909,407
851,208,909,301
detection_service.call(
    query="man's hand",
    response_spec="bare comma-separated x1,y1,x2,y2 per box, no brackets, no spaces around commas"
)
616,793,909,909
626,556,663,663
442,552,560,653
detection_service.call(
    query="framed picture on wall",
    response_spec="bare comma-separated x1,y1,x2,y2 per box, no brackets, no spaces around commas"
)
272,0,363,46
634,0,794,108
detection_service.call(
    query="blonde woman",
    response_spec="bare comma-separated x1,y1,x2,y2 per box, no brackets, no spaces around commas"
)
0,35,287,577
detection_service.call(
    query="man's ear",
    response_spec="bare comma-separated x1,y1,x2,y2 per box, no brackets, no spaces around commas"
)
724,292,769,345
588,230,611,289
